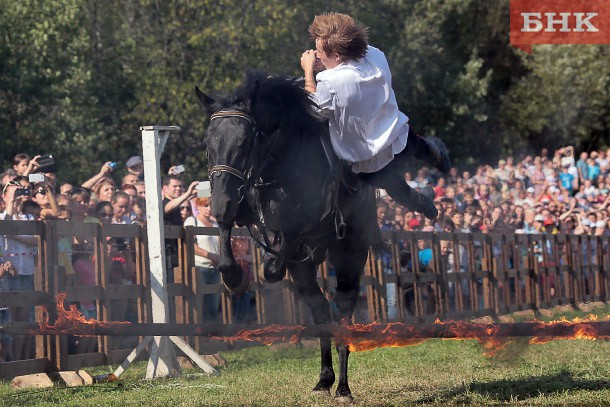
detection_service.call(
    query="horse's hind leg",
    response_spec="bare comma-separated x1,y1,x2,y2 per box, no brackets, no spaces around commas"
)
330,250,366,403
287,263,335,394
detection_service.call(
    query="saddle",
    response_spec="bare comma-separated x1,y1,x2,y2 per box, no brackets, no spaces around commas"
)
319,130,361,238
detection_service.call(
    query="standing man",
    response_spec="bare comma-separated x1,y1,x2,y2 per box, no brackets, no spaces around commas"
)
300,13,450,219
161,176,198,280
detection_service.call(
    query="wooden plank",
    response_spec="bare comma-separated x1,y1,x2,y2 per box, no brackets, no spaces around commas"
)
0,358,50,380
0,291,50,308
0,220,43,235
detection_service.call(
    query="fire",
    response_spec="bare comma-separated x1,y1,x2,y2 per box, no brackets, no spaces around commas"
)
36,293,130,336
209,314,610,356
204,324,307,346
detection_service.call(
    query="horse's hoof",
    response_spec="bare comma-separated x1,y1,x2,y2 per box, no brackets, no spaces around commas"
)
258,257,286,283
311,389,331,397
334,395,354,404
221,267,250,295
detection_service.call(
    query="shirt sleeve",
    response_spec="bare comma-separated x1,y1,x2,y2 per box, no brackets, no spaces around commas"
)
309,79,335,119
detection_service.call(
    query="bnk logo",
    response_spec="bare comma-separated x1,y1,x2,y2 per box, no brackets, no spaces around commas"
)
521,13,599,32
510,0,610,54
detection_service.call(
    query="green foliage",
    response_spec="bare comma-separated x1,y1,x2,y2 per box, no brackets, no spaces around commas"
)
0,0,608,184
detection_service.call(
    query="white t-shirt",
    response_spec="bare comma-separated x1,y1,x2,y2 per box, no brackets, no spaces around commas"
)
184,216,219,268
310,46,409,173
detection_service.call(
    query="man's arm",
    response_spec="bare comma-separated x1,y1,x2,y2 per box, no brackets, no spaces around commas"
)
164,181,198,214
301,50,317,94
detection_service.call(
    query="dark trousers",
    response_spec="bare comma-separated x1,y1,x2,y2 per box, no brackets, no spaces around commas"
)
360,131,433,211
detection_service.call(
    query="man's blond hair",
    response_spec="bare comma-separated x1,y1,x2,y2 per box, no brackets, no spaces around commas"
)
309,13,368,60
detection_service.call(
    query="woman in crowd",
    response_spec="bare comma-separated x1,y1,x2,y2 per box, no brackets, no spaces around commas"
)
183,197,220,322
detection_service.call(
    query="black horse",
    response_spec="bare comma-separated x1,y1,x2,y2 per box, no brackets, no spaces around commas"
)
195,71,383,402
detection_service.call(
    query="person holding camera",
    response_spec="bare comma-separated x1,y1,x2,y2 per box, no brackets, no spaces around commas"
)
162,176,199,276
0,255,16,362
81,162,118,193
0,180,38,360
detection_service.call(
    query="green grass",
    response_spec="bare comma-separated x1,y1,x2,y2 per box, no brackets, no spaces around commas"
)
1,337,610,406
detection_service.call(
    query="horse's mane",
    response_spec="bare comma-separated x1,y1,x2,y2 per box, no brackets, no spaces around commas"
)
210,70,321,133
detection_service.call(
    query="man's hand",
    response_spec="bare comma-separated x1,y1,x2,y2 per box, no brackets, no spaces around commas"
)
301,49,317,72
301,50,318,94
186,181,199,199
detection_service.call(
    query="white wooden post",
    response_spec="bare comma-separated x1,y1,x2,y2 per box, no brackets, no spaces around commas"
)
114,125,216,379
141,126,178,378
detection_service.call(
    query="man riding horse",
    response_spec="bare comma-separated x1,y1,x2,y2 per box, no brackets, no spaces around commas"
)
300,13,451,219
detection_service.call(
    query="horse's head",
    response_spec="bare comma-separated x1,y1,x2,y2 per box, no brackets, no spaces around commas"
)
194,85,259,227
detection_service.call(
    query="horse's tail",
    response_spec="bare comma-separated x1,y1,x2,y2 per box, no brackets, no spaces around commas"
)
370,225,389,258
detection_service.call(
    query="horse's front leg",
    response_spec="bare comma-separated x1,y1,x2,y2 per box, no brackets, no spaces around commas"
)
217,224,249,294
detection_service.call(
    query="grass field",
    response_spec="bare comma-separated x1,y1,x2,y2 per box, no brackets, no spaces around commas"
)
1,337,609,406
2,308,610,406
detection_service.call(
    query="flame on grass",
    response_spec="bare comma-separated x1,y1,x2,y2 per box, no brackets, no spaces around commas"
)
210,315,610,356
202,324,307,346
335,320,512,355
529,314,608,344
36,293,130,336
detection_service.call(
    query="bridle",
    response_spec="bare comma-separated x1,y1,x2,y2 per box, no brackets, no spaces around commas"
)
207,109,283,254
208,110,257,182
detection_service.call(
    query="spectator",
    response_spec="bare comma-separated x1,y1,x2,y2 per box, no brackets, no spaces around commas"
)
126,156,144,180
111,191,132,224
92,178,116,204
162,175,198,275
12,154,31,176
1,181,37,360
184,197,220,321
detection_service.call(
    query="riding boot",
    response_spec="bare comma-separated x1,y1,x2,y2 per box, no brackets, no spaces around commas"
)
390,128,451,174
360,171,438,220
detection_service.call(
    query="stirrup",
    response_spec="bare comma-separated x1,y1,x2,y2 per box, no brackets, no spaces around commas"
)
335,210,346,239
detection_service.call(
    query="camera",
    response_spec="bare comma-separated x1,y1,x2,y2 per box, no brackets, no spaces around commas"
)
37,154,56,173
173,165,185,174
108,162,119,170
28,173,45,183
196,181,211,198
14,188,30,198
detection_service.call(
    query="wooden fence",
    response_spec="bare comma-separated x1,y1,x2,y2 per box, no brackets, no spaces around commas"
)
0,221,608,378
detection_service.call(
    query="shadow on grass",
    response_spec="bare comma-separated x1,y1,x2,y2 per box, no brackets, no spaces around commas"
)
415,370,610,404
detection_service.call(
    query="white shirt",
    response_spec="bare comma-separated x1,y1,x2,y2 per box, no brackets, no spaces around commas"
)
310,46,409,173
184,216,219,268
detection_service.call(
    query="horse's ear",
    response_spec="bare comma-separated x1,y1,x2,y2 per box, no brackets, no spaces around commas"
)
194,86,215,114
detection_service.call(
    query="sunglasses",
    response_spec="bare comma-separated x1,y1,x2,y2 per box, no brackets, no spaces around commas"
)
179,206,191,211
36,189,46,195
2,180,21,195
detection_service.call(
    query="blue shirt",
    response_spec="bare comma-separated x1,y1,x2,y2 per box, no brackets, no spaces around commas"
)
587,164,600,180
559,172,574,191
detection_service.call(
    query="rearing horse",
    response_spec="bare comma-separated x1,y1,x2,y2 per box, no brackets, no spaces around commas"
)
195,71,383,402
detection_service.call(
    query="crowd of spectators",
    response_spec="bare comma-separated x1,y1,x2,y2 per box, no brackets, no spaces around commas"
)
1,145,609,359
376,146,610,238
0,154,254,361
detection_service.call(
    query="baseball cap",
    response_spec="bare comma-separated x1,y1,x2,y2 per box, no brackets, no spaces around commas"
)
126,156,143,168
534,214,544,222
